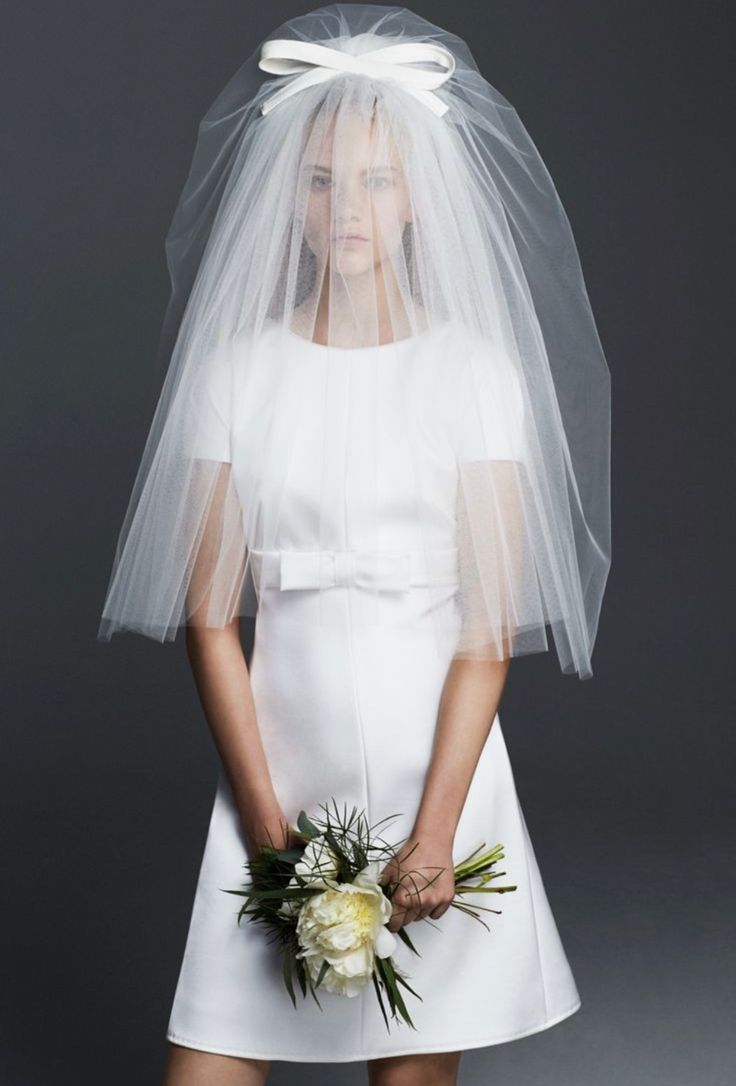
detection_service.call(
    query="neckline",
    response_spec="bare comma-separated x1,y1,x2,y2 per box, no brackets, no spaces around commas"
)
277,320,441,353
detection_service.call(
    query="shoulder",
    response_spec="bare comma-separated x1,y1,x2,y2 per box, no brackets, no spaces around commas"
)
447,325,526,436
428,321,519,385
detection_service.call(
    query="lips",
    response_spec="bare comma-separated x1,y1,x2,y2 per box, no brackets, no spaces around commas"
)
334,234,369,242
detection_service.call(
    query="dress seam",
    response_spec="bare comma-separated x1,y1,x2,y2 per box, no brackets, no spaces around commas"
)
342,360,372,1057
343,603,371,1056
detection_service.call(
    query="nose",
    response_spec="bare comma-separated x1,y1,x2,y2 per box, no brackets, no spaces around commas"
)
333,177,368,224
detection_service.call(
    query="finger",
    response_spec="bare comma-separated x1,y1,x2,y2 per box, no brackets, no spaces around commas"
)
394,871,428,921
400,896,422,926
428,901,450,919
389,896,412,932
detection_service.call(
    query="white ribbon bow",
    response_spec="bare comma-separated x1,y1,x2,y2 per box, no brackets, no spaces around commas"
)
279,549,412,592
258,39,455,117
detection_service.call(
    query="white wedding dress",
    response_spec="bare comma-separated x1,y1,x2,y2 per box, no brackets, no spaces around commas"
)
165,319,581,1062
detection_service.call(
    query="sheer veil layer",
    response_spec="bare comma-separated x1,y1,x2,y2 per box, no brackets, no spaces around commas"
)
97,4,611,679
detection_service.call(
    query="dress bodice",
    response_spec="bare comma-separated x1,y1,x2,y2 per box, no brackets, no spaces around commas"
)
192,318,523,557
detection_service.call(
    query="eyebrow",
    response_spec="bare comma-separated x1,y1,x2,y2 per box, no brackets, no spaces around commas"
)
304,164,399,174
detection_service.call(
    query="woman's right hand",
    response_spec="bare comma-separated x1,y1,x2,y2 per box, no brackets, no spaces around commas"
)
241,804,298,856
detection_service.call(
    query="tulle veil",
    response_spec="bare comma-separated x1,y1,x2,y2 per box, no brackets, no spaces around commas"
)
97,3,611,679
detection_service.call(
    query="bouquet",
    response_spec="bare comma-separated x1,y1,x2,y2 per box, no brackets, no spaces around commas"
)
222,800,517,1031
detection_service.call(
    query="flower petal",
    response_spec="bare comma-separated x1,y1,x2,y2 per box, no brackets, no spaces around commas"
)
374,925,397,959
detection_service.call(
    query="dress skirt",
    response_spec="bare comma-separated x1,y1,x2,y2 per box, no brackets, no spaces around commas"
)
165,582,581,1062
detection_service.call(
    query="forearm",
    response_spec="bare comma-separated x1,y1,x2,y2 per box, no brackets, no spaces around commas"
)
413,656,511,844
185,623,281,823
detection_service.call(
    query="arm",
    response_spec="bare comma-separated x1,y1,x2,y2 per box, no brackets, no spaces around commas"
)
382,657,510,932
414,655,510,843
184,622,292,853
184,460,293,854
382,458,523,931
414,456,522,839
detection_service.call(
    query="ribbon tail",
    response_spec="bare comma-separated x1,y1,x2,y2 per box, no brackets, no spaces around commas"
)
406,86,449,117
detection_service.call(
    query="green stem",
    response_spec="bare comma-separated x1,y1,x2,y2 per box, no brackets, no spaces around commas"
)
453,845,505,882
454,883,518,894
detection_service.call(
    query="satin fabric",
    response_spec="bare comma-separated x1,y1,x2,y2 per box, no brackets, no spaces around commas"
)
166,321,581,1061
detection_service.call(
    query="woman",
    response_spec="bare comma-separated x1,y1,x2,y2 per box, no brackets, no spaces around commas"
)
98,5,611,1084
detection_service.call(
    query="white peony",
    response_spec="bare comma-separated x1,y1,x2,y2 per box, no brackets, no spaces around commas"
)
278,835,341,918
294,860,397,996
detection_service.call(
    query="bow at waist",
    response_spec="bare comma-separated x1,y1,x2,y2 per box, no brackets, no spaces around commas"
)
248,547,459,592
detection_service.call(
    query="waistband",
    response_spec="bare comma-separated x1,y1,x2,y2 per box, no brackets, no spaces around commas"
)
248,546,459,592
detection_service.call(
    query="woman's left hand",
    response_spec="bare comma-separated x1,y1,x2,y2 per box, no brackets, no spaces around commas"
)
379,831,456,932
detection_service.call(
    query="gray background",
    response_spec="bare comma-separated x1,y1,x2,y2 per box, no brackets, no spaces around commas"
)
3,1,734,1083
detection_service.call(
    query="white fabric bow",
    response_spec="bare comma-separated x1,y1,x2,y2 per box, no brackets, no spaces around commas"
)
258,39,455,117
275,547,460,592
279,549,412,592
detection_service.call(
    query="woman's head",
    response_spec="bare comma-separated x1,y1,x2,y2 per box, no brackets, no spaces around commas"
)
299,96,413,280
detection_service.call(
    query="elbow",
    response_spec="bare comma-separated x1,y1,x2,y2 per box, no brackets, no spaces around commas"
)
184,617,241,658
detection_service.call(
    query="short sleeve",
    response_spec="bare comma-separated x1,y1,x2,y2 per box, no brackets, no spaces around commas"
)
187,345,233,463
454,347,534,661
456,346,527,464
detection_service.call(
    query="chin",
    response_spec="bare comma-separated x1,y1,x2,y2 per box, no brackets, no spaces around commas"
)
332,252,377,277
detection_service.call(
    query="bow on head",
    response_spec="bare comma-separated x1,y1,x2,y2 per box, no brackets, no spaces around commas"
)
258,39,455,117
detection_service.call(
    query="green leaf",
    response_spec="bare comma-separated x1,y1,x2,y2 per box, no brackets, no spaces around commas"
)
394,970,423,1001
282,947,296,1008
315,958,330,990
395,926,421,956
297,811,321,839
272,847,304,862
307,977,324,1011
372,970,390,1033
381,957,417,1030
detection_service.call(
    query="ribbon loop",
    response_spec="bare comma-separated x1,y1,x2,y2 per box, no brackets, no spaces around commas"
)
279,549,412,592
258,39,455,117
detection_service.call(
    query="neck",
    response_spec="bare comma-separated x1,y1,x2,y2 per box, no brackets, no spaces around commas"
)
310,257,412,346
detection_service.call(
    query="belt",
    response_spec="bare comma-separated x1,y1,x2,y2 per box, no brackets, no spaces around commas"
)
248,547,459,592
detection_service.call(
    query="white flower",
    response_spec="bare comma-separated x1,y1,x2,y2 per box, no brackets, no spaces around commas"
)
294,860,397,996
278,835,341,917
294,836,341,888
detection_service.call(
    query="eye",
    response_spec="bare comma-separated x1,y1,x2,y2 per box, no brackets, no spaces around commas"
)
308,174,332,190
366,175,392,191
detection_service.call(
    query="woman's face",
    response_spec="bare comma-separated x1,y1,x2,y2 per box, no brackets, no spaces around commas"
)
301,112,412,278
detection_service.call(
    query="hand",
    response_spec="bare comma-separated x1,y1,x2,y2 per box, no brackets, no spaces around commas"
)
241,804,298,857
379,831,456,932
